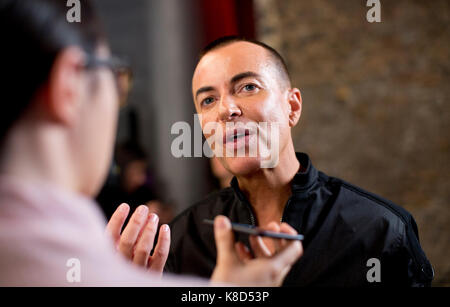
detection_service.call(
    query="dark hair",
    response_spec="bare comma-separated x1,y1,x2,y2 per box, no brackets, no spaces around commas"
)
0,0,105,143
199,36,291,85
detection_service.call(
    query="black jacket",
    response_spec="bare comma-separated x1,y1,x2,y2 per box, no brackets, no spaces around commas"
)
166,153,434,286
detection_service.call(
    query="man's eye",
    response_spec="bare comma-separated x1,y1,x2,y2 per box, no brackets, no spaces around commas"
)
201,97,215,106
243,84,257,92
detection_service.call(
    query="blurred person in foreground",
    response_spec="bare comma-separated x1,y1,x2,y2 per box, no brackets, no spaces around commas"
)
164,36,434,287
0,0,302,286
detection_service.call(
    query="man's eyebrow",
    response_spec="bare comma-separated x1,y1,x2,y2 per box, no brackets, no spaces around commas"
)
194,72,261,99
230,71,261,84
195,86,215,99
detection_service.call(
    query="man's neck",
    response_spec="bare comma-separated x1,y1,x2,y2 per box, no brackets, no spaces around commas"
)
235,145,300,226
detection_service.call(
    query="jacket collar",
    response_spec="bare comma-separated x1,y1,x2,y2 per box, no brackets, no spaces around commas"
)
291,152,319,193
230,152,319,202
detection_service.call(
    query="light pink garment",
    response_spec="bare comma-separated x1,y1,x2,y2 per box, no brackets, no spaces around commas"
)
0,175,207,286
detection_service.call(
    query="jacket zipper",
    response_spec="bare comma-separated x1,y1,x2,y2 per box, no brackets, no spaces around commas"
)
248,205,256,226
246,198,292,226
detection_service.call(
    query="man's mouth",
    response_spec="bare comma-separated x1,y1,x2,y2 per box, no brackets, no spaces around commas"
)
223,129,252,145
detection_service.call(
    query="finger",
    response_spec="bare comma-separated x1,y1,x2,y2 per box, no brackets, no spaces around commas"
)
264,222,281,252
148,224,171,273
249,235,272,258
118,205,149,259
133,213,159,266
134,210,153,247
279,223,297,234
273,240,303,269
279,223,298,248
234,242,252,263
264,241,303,286
105,203,130,245
213,216,238,264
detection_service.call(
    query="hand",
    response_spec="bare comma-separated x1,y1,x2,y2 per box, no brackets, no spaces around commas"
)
210,216,303,286
105,203,170,277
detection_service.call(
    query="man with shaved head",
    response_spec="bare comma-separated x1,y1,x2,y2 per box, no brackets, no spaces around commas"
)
165,36,433,287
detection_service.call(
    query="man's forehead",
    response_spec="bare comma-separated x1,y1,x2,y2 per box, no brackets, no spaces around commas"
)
192,42,274,89
202,41,270,62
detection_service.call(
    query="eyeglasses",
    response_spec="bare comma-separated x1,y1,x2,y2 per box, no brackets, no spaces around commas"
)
84,54,133,107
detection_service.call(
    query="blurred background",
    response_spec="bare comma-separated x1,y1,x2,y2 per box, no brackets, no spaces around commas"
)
92,0,449,285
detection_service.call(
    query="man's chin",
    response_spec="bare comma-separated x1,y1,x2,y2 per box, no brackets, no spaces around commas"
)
221,156,263,176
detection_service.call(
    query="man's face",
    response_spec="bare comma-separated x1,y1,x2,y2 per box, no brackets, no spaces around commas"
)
192,41,298,176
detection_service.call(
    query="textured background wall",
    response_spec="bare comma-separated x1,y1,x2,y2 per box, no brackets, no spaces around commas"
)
254,0,449,285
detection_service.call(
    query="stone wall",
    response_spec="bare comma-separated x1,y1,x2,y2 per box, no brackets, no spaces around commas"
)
254,0,449,285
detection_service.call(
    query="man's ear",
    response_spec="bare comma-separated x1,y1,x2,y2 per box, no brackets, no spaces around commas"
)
287,88,302,127
44,47,86,127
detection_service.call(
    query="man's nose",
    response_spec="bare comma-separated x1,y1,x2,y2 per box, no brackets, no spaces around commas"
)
218,95,242,121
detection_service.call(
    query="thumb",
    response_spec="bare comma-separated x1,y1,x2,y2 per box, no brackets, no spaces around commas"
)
214,215,238,264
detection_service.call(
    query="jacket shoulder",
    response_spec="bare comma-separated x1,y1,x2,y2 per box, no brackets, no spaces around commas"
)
323,174,434,285
323,173,414,227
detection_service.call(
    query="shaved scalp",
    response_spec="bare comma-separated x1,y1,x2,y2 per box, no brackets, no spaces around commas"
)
199,36,291,89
